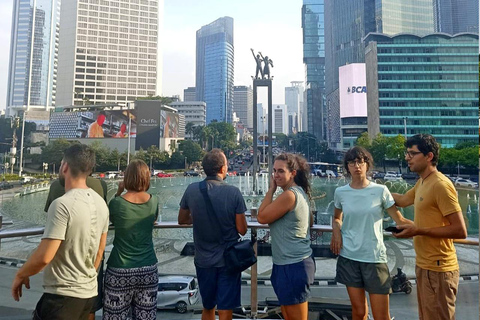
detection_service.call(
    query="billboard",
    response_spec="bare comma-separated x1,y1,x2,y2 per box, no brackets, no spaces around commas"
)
339,63,367,118
49,110,136,139
160,110,179,138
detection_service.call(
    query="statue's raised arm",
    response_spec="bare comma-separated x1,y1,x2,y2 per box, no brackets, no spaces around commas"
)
251,48,264,79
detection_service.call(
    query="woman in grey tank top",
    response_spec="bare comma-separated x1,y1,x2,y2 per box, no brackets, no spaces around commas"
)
257,153,315,320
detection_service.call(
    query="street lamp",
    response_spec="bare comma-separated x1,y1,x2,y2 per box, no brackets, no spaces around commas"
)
260,116,266,166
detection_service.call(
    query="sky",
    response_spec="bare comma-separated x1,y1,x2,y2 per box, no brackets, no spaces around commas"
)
0,0,304,111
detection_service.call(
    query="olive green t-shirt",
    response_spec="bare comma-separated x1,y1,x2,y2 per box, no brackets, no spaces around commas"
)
107,194,159,268
45,177,108,212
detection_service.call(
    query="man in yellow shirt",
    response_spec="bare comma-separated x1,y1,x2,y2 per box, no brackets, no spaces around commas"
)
392,134,467,320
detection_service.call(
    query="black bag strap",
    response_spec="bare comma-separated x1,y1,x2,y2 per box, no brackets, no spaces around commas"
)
199,179,226,244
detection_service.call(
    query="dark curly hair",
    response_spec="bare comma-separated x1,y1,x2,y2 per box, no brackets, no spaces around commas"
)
343,146,373,176
275,153,311,199
405,134,439,166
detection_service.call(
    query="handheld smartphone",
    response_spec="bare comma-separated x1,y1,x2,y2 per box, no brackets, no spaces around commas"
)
385,226,401,233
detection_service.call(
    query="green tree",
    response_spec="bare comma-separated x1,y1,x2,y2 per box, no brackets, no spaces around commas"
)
179,140,204,165
136,95,174,105
275,133,289,149
169,151,185,169
355,132,372,150
41,139,75,168
133,148,147,162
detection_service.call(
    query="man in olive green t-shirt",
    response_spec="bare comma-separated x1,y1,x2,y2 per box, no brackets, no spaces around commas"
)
44,176,108,320
392,134,467,320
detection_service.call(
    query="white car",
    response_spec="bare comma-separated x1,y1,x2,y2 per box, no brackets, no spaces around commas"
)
454,179,478,188
157,276,200,313
384,173,402,181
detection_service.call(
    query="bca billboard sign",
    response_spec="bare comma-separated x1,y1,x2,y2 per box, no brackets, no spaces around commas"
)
339,63,367,118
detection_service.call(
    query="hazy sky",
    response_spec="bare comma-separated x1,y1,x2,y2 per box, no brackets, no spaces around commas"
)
0,0,304,111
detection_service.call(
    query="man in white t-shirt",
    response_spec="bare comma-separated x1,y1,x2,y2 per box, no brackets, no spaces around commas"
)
11,144,110,320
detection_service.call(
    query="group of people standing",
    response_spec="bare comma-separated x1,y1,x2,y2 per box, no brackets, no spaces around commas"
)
10,133,467,320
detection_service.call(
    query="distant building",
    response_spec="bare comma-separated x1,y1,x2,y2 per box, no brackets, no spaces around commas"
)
6,0,61,117
302,0,326,140
325,0,436,149
195,17,234,123
285,81,304,133
365,33,479,148
434,0,479,34
169,101,206,128
233,85,253,129
183,87,196,102
55,0,162,107
272,104,288,135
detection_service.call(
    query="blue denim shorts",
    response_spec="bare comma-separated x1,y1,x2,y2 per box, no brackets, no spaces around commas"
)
270,256,316,306
195,266,241,310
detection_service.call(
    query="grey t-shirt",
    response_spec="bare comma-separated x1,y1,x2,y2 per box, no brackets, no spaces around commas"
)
42,188,110,298
270,186,312,265
180,176,247,268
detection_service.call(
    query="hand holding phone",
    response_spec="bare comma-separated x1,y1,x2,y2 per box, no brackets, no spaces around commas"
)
385,226,401,233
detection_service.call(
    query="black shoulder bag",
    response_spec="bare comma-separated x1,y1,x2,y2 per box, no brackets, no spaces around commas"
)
199,180,257,274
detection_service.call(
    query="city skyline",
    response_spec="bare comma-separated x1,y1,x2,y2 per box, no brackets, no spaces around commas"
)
0,0,304,111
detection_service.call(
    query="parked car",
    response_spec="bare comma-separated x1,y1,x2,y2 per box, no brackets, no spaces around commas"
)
184,170,199,177
157,276,200,313
384,173,402,181
454,178,478,188
105,171,121,179
372,171,385,179
157,172,173,178
0,181,14,190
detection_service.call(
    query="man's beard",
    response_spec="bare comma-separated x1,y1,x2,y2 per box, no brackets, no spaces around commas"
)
59,174,65,187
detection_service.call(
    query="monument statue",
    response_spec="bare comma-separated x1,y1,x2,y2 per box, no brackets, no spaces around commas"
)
259,52,274,79
251,48,264,79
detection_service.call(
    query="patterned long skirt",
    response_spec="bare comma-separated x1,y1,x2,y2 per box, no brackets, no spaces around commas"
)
103,264,158,320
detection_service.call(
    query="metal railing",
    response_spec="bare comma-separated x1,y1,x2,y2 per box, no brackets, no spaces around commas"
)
0,221,478,318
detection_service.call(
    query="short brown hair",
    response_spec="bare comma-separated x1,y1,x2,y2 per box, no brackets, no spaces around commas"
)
63,144,96,178
202,148,226,176
343,146,373,175
124,159,150,192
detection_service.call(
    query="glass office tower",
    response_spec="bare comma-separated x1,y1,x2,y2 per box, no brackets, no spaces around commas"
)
6,0,61,116
365,33,479,148
302,0,325,140
195,17,234,124
434,0,479,34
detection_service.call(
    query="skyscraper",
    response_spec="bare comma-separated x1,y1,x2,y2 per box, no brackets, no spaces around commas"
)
233,85,253,129
324,0,435,149
302,0,325,140
365,33,478,147
6,0,61,116
183,87,196,102
434,0,479,34
195,17,234,124
56,0,163,107
285,81,304,133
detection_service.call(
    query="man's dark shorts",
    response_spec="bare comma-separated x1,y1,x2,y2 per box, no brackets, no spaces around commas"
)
195,266,241,310
33,293,94,320
335,255,392,294
91,259,104,313
270,256,315,305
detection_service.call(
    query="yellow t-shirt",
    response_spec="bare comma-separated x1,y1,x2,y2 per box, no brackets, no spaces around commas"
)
404,171,462,272
88,122,104,138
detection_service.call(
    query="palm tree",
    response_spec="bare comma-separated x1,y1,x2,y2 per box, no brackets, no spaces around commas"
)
185,122,195,140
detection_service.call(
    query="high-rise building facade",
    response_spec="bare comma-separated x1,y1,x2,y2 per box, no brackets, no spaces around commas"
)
233,85,253,129
183,87,196,102
375,0,434,36
195,17,234,124
325,0,436,149
273,104,289,135
302,0,325,140
169,101,206,128
434,0,479,34
285,81,304,133
56,0,162,107
365,33,478,148
6,0,61,116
